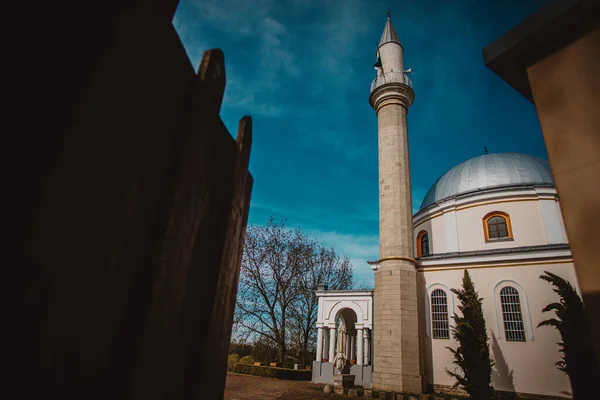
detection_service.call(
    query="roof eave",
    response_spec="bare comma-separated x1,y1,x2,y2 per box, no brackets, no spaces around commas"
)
415,182,556,216
482,0,600,103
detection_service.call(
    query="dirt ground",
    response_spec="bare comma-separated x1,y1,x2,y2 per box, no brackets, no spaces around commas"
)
223,373,346,400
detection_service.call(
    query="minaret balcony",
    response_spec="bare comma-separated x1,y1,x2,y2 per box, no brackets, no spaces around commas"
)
370,71,412,94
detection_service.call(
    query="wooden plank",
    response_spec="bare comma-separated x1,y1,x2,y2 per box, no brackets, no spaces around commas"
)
192,116,254,398
134,48,252,400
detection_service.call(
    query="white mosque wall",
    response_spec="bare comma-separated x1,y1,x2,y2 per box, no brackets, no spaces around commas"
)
421,261,578,398
554,197,570,243
455,200,548,251
413,188,569,255
316,291,374,329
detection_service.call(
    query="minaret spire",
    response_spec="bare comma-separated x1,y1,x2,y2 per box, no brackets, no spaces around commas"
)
379,11,401,47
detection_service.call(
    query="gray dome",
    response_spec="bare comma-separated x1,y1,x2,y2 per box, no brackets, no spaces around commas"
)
420,153,554,210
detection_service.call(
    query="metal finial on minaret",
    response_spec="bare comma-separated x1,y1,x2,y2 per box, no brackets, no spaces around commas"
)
386,10,391,18
484,146,488,155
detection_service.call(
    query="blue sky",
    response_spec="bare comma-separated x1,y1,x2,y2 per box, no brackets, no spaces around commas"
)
174,0,549,286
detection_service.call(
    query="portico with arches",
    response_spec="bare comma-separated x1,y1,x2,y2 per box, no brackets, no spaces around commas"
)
311,285,373,388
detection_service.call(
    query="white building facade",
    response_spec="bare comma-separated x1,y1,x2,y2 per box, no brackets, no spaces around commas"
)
313,153,577,398
412,153,576,398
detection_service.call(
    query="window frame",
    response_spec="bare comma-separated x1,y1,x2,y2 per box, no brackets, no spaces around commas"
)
499,286,526,342
425,284,455,339
416,230,430,257
493,280,534,341
483,211,514,242
430,288,451,339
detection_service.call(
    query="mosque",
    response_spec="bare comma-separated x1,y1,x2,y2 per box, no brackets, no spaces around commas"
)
311,13,578,399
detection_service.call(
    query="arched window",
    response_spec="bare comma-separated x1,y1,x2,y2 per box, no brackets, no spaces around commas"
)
416,230,430,257
499,286,526,341
483,211,513,241
430,289,450,339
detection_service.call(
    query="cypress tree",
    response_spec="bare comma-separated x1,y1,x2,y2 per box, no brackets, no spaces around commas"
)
538,271,599,399
446,270,494,400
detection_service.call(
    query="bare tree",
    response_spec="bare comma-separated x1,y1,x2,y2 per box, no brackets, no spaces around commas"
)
288,246,353,365
234,217,354,365
235,218,309,363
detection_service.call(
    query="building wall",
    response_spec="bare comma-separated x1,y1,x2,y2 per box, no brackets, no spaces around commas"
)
527,28,600,366
421,262,578,398
455,200,547,251
413,191,569,255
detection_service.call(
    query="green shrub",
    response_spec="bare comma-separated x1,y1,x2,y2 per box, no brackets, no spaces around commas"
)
233,363,311,381
228,354,240,372
446,270,494,400
538,271,600,398
238,355,255,365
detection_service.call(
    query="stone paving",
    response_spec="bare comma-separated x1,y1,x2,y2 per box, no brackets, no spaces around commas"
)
224,373,346,400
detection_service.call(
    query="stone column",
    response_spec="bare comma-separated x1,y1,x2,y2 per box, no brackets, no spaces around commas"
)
328,327,336,363
357,329,364,366
350,335,355,361
364,329,370,365
369,38,421,392
346,333,351,360
323,328,330,362
316,327,323,362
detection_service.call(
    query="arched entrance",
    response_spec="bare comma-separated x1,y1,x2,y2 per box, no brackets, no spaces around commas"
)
332,307,358,371
312,287,373,388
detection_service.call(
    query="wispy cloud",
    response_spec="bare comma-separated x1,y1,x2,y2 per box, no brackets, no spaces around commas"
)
172,13,207,70
306,229,378,288
411,186,429,215
175,0,371,124
174,0,549,275
175,0,296,118
245,210,377,287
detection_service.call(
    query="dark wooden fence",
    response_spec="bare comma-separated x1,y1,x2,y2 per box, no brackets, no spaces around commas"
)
12,1,252,399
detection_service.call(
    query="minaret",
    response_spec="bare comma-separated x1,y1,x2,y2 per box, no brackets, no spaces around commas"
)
368,12,423,393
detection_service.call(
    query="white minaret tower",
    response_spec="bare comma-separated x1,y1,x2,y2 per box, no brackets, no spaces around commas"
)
368,11,423,394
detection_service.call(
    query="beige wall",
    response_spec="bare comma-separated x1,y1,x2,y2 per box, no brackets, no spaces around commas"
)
422,262,577,397
414,195,569,255
527,28,600,366
456,201,546,251
414,215,445,255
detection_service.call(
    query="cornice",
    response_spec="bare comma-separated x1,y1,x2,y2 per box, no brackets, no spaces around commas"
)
413,184,558,228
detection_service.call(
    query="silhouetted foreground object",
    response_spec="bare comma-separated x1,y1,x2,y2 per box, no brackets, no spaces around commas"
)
14,1,252,399
483,0,600,377
538,271,600,399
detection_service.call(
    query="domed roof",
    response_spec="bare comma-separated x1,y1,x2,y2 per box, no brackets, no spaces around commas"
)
419,153,554,211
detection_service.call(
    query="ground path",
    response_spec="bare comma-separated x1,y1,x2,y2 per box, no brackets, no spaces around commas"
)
224,373,345,400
